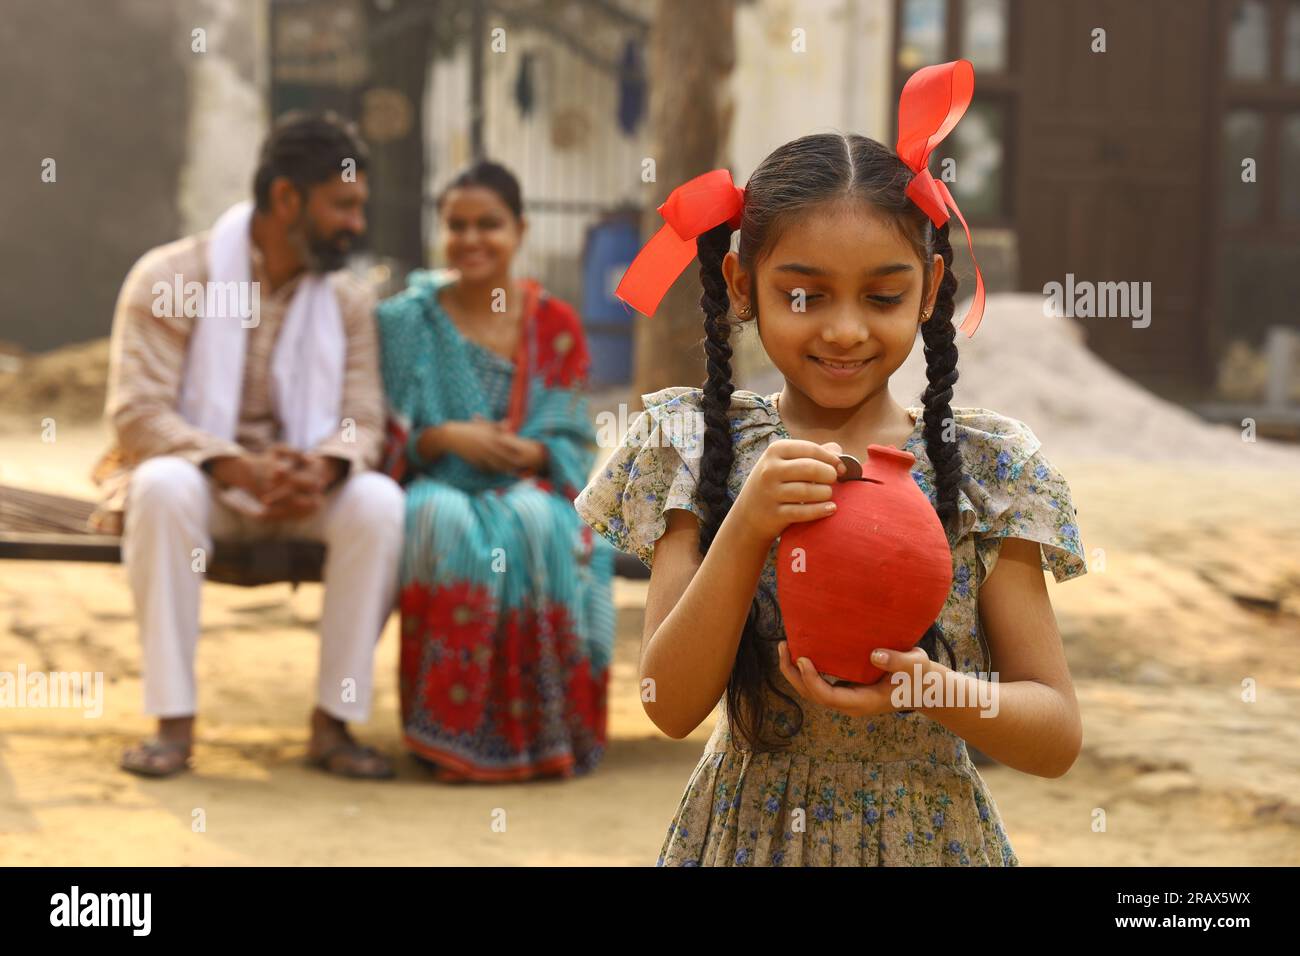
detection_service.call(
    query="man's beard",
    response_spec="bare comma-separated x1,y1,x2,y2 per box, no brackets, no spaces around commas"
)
294,218,358,273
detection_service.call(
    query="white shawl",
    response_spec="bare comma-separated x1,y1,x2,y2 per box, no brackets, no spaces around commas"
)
178,201,345,449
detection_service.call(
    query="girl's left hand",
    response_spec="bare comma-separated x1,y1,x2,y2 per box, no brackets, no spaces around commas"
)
777,641,936,718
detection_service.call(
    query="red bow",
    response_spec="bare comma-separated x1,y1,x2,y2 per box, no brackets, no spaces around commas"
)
896,59,986,338
614,168,745,317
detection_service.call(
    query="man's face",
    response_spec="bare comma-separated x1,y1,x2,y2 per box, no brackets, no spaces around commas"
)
291,172,369,273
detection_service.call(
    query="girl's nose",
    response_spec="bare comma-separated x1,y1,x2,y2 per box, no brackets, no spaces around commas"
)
820,310,870,348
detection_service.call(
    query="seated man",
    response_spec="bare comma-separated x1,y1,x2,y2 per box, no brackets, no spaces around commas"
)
90,112,404,779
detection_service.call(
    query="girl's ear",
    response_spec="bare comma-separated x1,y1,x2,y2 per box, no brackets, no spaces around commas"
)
721,250,751,315
923,252,945,319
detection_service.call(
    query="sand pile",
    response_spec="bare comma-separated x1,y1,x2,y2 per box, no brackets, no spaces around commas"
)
745,293,1300,468
0,337,109,426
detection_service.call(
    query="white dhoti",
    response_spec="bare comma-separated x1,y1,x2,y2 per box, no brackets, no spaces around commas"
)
121,455,404,722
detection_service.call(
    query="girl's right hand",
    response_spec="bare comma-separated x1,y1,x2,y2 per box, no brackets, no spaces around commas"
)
729,438,847,545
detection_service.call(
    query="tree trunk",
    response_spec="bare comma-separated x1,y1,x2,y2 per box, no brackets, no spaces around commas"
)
632,0,736,399
363,0,433,277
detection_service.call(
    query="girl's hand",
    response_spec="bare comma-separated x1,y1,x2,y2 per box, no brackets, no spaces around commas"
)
777,641,937,718
729,438,847,545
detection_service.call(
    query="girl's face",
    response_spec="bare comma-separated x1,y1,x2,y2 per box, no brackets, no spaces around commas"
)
722,200,943,411
438,185,525,283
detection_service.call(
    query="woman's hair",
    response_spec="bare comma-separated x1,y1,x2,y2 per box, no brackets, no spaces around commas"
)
436,158,524,220
695,132,974,750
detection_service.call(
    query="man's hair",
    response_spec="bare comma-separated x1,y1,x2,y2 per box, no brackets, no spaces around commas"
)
252,111,370,212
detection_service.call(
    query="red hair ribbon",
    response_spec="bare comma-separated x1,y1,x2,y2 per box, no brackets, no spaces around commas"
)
615,168,745,317
896,58,986,338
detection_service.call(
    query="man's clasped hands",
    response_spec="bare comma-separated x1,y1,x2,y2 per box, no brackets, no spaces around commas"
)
206,444,348,521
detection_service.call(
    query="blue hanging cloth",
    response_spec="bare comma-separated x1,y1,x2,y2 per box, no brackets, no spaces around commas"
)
616,37,645,136
514,50,535,118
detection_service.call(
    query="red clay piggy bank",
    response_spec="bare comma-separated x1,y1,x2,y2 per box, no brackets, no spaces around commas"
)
776,443,953,685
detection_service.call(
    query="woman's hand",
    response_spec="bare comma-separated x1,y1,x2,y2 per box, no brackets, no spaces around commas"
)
480,420,547,474
440,416,540,473
728,438,847,546
777,641,939,718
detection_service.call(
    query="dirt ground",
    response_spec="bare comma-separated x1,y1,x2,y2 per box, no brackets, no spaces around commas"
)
2,420,1299,866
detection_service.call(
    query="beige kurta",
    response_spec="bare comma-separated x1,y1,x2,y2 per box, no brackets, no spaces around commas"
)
89,230,385,534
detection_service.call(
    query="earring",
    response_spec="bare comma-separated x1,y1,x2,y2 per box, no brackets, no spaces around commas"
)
737,304,752,318
921,307,932,320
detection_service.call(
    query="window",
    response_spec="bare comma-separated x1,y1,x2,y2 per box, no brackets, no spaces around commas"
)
1227,0,1269,79
899,0,946,69
892,0,1018,226
1218,0,1300,235
1222,110,1267,224
962,0,1009,72
945,98,1005,221
1285,0,1300,82
1281,114,1300,220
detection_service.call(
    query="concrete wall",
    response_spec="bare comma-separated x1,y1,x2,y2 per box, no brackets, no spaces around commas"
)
729,0,895,385
0,0,267,353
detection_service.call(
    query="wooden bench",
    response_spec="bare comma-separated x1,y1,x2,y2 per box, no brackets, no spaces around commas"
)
0,484,648,586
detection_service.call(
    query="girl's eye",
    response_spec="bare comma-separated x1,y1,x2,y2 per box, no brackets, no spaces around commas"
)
781,291,904,307
784,291,820,305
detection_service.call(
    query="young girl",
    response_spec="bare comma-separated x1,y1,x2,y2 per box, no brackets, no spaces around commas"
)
575,62,1087,865
378,160,615,782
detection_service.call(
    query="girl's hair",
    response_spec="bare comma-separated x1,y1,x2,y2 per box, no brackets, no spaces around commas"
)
436,159,524,220
695,132,976,750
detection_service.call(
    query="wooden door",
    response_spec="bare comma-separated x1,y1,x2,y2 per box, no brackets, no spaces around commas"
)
1015,0,1214,399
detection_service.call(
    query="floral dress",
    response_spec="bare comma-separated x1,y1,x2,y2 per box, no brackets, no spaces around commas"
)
574,386,1088,865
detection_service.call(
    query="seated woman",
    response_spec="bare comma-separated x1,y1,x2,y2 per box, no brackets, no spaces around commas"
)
377,159,616,782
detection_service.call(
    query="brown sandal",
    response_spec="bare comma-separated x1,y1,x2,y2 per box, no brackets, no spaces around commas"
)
307,741,396,780
121,738,192,778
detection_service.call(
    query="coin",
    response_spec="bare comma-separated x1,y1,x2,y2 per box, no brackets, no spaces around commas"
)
838,453,862,482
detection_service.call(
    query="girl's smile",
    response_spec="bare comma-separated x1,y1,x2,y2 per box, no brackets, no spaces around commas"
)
808,354,875,377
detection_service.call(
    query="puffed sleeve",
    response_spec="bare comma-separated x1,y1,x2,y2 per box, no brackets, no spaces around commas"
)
973,442,1088,585
574,386,706,569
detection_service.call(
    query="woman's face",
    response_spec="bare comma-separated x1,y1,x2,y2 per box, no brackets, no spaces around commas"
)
438,185,525,283
723,200,942,411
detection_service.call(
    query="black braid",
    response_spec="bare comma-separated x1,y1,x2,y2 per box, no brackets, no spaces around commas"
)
697,222,736,554
913,220,976,674
695,222,802,750
920,221,963,539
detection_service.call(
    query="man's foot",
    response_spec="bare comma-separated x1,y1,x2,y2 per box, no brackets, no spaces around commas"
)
121,716,194,778
306,707,395,780
121,738,192,777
